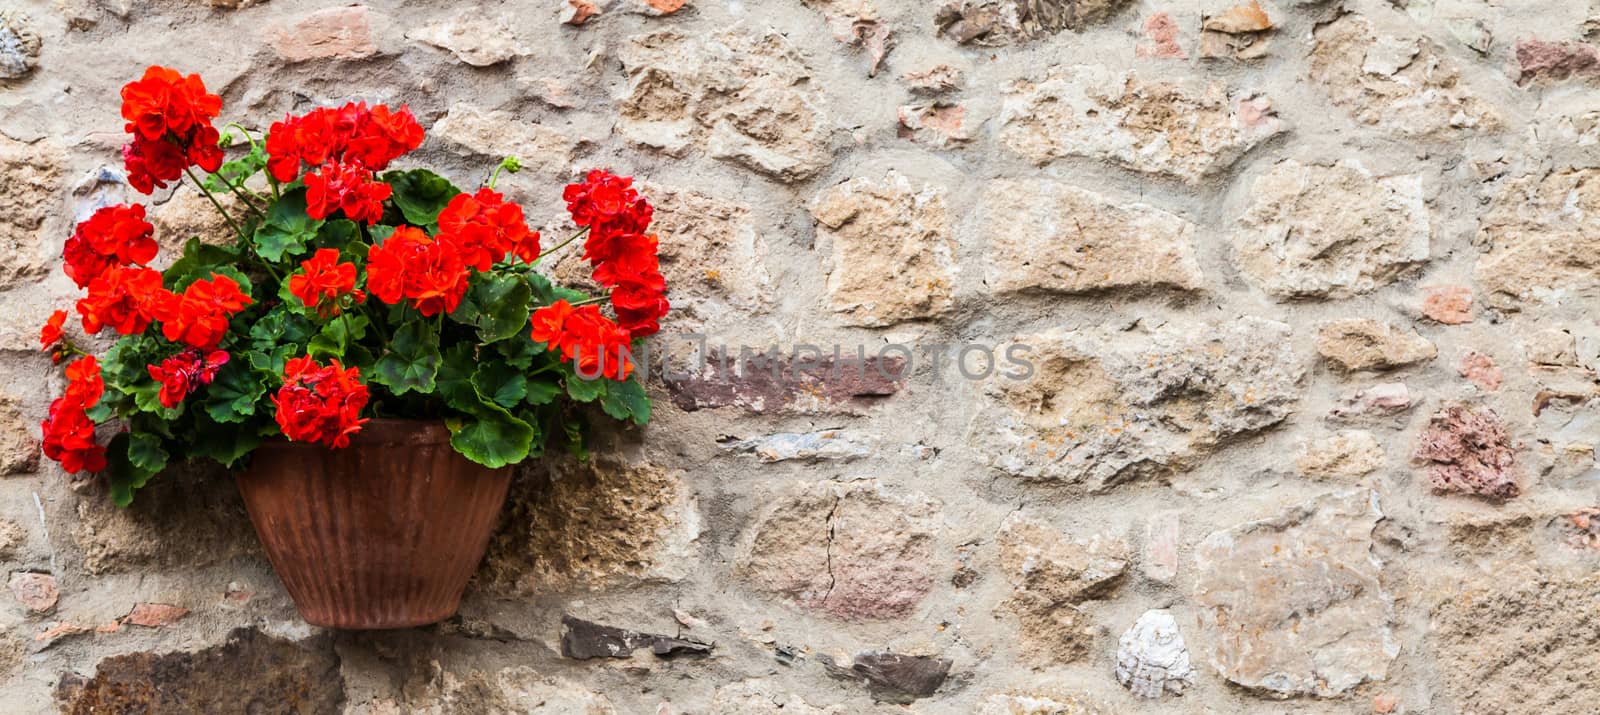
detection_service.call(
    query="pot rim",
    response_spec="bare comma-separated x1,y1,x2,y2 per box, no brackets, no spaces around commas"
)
257,418,453,449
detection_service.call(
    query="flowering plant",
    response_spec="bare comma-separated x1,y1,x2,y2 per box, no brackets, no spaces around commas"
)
40,67,669,506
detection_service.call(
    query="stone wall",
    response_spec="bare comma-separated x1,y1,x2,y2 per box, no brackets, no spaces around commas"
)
2,0,1598,712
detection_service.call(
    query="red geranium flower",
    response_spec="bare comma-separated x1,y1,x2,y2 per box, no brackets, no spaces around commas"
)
119,66,224,195
158,274,253,350
288,248,363,317
43,356,106,474
39,310,67,353
563,170,653,250
76,266,168,336
436,188,539,271
304,161,392,225
64,204,158,288
265,102,423,183
273,355,370,448
365,226,469,317
63,355,105,409
147,349,229,408
529,300,634,380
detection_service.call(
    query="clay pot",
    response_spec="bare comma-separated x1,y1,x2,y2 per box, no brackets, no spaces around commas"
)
235,420,512,629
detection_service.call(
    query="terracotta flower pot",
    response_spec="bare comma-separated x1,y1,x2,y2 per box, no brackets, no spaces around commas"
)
235,419,512,629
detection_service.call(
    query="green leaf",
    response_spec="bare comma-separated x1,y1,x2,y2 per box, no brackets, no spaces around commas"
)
307,315,369,360
127,431,169,476
527,272,589,306
384,169,461,226
600,376,651,425
368,224,396,244
250,307,315,349
313,219,361,253
189,412,261,468
253,189,324,262
566,375,606,403
524,379,560,407
203,358,265,424
203,142,267,196
446,405,535,469
496,333,540,368
163,238,241,291
472,362,527,409
173,264,253,296
449,273,532,343
105,432,164,508
131,383,183,420
435,343,481,413
372,321,440,395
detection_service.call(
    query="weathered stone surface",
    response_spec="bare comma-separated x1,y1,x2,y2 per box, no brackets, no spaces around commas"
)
666,349,904,413
1515,39,1600,85
1233,160,1429,299
739,479,939,620
559,615,712,659
812,172,955,326
1475,169,1600,311
54,629,342,713
0,134,63,290
8,572,56,614
897,102,971,147
1414,404,1520,500
934,0,1133,45
1308,14,1499,136
719,429,878,462
1198,1,1273,60
1115,610,1195,699
432,103,584,173
816,6,894,78
72,465,258,575
405,14,520,66
0,519,24,560
1526,329,1579,367
381,665,616,714
825,651,951,703
485,457,698,592
618,30,831,181
904,64,963,94
644,184,773,321
1421,285,1473,324
999,65,1283,183
123,602,188,628
1328,382,1413,421
561,0,601,25
997,512,1128,663
1296,429,1384,480
1137,12,1186,59
1142,511,1180,583
0,11,41,80
1458,350,1502,391
1316,319,1436,373
149,186,240,254
1194,490,1397,697
1432,572,1600,714
981,180,1203,296
977,690,1113,714
0,395,38,475
267,6,378,62
711,680,845,714
976,317,1303,490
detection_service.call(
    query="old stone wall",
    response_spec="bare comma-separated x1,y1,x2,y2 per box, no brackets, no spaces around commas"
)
1,0,1598,712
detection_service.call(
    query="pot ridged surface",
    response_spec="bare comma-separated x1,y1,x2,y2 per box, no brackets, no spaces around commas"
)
236,420,512,629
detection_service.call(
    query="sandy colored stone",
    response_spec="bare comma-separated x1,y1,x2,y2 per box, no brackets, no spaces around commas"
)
1432,571,1600,714
0,11,41,80
484,457,698,592
432,103,584,174
975,317,1303,490
812,171,955,327
904,64,963,94
1414,403,1519,500
1297,429,1385,480
934,0,1133,45
982,180,1202,296
1329,383,1413,421
711,680,847,714
1316,319,1436,373
0,395,39,475
0,134,64,290
1233,160,1429,299
997,512,1128,663
999,65,1284,184
148,186,241,257
1421,285,1473,324
267,6,378,62
739,479,940,620
643,184,773,323
8,572,57,614
618,30,831,181
1308,14,1499,137
406,14,520,66
897,103,970,147
1194,490,1397,697
1526,329,1578,367
977,690,1114,714
72,464,259,576
0,519,24,560
393,665,616,713
1475,168,1600,311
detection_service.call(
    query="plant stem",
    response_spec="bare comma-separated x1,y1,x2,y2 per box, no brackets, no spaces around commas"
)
568,294,609,308
538,226,589,262
184,167,245,240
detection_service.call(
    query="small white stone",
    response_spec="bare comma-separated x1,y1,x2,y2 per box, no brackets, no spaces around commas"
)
1115,610,1195,699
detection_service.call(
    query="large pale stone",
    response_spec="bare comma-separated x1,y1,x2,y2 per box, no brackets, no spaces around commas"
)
974,317,1303,490
405,13,520,66
0,135,63,290
1316,319,1437,372
1194,490,1398,697
1433,572,1600,714
738,479,939,620
812,172,955,327
935,0,1133,45
1296,429,1385,480
998,65,1284,184
390,666,617,714
618,31,831,182
711,680,845,714
1115,610,1195,699
1233,160,1430,299
977,690,1113,714
1308,14,1499,137
267,6,378,62
431,103,585,173
981,180,1203,295
484,457,699,592
1475,168,1600,311
997,513,1127,663
72,465,258,575
644,184,773,323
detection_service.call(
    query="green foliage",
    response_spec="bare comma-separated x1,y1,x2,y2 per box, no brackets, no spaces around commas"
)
203,141,268,197
449,273,532,343
372,321,441,395
384,169,461,226
253,189,324,262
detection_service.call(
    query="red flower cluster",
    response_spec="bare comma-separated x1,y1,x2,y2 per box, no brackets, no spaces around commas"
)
288,249,364,317
304,160,392,225
529,299,634,380
39,310,67,356
272,356,370,448
157,274,253,350
64,205,158,288
120,66,223,193
366,226,469,317
147,349,229,408
264,102,423,183
40,356,106,473
562,170,669,338
436,188,540,271
77,266,166,336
